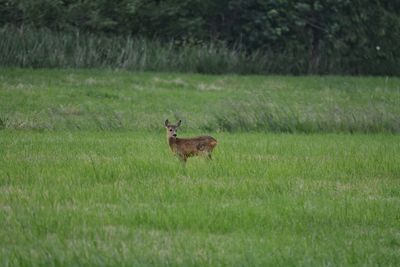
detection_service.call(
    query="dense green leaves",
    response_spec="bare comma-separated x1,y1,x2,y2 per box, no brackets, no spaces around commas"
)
0,0,399,74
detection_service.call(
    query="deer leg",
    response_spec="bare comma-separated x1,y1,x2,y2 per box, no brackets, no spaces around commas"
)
206,152,212,160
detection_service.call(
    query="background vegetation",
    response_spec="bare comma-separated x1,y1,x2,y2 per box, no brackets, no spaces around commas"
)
1,0,399,75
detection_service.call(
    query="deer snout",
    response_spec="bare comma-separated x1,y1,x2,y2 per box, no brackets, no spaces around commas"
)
172,134,177,137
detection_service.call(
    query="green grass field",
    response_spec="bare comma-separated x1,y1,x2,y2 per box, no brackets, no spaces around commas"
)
0,69,399,266
1,68,399,133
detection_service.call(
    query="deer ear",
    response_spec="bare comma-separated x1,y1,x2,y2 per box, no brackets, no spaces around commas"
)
164,119,169,127
177,120,181,127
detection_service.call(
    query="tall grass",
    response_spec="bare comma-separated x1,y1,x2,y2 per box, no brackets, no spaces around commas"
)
0,27,313,74
213,98,400,133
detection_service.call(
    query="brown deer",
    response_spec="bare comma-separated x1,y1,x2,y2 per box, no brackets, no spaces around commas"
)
165,119,217,163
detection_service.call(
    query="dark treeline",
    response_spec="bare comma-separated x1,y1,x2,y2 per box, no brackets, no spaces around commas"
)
1,0,399,75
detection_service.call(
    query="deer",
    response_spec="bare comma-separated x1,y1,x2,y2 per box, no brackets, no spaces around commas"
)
165,119,217,163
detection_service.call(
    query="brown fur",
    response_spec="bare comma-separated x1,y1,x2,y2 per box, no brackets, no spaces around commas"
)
165,119,217,163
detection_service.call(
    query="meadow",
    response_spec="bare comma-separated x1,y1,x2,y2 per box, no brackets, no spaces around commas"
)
0,69,400,266
1,68,399,133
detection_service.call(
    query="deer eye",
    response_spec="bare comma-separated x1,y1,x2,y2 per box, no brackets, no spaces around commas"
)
169,129,172,131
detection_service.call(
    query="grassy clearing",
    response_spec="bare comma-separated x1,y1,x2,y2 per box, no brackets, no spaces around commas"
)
0,69,399,266
0,68,399,133
1,131,399,266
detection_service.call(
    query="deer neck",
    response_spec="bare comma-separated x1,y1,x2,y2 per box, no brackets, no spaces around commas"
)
168,137,178,151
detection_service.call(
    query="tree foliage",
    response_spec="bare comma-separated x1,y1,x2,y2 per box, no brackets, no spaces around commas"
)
1,0,399,74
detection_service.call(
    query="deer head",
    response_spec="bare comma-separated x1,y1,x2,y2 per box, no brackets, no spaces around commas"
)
165,119,181,139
